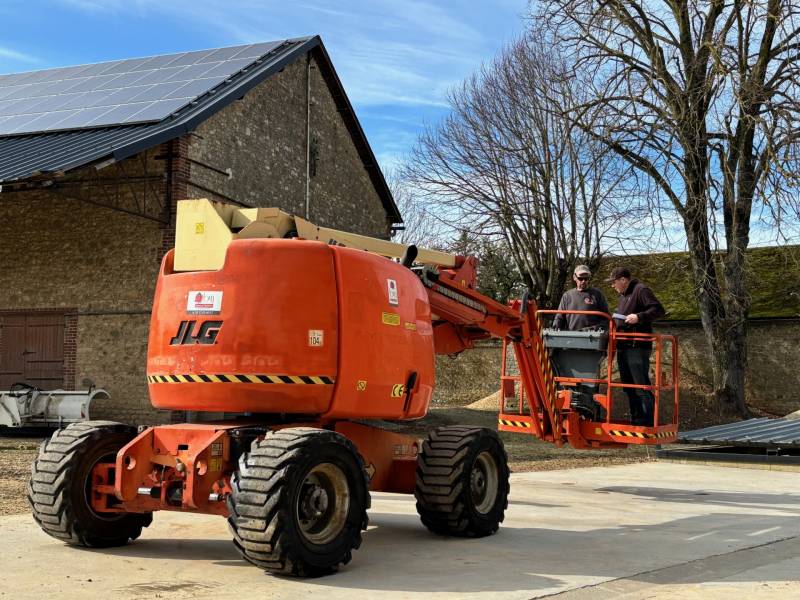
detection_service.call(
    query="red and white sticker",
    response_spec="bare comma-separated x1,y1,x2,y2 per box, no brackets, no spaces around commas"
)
187,290,222,315
308,330,324,347
387,279,399,306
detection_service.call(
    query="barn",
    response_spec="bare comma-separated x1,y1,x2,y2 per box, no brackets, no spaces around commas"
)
0,35,400,424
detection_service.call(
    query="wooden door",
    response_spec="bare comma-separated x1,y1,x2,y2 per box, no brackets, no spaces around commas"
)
0,313,65,390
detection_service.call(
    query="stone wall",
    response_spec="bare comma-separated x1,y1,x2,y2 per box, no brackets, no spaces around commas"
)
0,49,396,425
188,52,390,239
306,56,391,239
76,314,155,423
434,320,800,422
656,320,800,417
433,341,503,406
0,151,170,424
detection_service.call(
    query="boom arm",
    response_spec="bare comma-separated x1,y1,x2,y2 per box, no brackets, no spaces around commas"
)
174,198,678,449
173,198,459,271
423,264,678,449
420,266,564,445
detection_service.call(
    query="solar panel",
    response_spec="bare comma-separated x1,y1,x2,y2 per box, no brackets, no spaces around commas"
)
241,42,284,58
0,42,284,137
87,103,151,128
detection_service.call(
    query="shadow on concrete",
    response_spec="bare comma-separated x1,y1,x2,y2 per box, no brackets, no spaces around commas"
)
617,535,800,586
598,485,800,514
78,505,800,595
84,537,245,566
508,499,567,509
297,510,800,594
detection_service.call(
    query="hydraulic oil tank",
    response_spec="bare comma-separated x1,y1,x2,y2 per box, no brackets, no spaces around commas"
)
147,238,435,419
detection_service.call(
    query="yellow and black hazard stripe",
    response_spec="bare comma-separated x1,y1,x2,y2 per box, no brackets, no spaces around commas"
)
534,313,560,433
147,374,335,385
608,429,675,440
499,418,532,428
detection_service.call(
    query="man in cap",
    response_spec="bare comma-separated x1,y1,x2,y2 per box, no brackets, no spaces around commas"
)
606,266,665,426
552,265,610,331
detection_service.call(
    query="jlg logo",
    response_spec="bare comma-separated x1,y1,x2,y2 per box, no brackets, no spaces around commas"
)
169,320,223,345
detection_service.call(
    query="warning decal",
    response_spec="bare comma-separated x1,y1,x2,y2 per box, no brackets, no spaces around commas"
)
187,290,222,315
308,330,324,347
387,279,399,306
382,312,400,326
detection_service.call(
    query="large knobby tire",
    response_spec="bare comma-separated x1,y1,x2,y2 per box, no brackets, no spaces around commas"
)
415,426,510,537
27,421,153,547
227,427,370,577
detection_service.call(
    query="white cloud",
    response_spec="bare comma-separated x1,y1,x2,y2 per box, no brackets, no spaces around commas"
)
54,0,496,108
58,0,126,12
49,0,526,173
0,46,39,63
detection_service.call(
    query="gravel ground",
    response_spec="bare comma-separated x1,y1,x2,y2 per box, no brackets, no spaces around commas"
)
0,408,652,517
0,437,40,517
402,407,654,472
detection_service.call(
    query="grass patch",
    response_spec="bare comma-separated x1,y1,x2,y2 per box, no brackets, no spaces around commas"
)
600,245,800,320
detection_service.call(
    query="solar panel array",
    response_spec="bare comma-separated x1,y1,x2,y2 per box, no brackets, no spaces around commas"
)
0,41,283,137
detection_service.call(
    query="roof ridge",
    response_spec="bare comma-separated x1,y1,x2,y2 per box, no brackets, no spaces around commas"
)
0,37,315,79
0,36,400,223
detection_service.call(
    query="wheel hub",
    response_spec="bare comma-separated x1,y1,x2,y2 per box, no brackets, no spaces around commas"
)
295,462,350,545
300,486,329,520
470,451,499,514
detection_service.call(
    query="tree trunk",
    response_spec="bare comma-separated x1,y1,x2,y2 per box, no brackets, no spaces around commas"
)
718,233,751,416
685,226,750,418
681,154,749,417
715,318,749,416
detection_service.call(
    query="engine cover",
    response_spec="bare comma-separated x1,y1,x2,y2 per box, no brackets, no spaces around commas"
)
147,238,434,420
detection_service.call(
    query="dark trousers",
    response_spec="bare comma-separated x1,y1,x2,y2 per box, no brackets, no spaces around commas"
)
617,345,655,426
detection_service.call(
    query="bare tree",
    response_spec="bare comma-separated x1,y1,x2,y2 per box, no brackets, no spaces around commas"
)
387,168,448,250
403,30,627,308
447,231,527,303
538,0,800,415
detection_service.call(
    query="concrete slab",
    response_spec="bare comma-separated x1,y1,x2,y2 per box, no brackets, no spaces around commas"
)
2,462,799,599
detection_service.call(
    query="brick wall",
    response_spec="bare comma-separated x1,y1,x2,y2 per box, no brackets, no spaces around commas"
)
160,136,191,260
63,313,78,389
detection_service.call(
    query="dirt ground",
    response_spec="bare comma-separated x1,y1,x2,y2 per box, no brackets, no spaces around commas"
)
396,406,653,471
0,437,39,516
0,406,652,518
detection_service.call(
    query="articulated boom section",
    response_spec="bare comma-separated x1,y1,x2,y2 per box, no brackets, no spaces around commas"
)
424,268,679,450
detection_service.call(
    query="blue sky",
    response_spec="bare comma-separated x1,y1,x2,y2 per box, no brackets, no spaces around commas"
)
0,0,527,173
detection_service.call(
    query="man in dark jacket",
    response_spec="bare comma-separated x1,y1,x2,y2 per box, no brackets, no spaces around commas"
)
606,266,666,426
553,265,610,331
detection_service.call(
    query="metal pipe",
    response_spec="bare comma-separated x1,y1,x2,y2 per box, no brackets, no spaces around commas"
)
182,176,248,206
305,53,312,219
187,157,232,178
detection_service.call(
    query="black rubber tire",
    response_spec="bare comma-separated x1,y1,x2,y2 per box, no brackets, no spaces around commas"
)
415,426,510,537
27,421,153,548
227,427,370,577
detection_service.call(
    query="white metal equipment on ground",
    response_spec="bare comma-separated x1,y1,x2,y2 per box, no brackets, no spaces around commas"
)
0,384,109,429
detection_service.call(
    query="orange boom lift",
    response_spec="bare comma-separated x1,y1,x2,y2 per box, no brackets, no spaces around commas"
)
29,199,678,576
